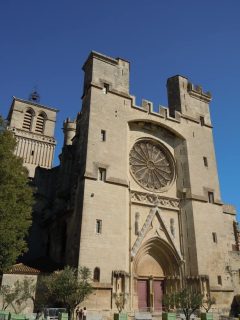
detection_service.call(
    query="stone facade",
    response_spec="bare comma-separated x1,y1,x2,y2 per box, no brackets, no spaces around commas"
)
6,52,240,315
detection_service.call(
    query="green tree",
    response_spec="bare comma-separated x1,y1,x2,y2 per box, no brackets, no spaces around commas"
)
175,289,203,320
202,294,216,313
163,292,178,312
113,292,128,313
41,266,93,320
0,116,34,274
0,278,36,313
0,283,19,311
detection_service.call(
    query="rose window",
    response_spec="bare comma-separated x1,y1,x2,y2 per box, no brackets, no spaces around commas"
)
129,140,175,192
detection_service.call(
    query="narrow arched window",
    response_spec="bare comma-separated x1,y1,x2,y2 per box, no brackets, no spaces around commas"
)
35,112,46,133
22,109,34,131
170,218,175,237
93,267,100,282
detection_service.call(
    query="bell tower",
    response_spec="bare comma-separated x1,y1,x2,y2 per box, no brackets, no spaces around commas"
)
7,92,58,178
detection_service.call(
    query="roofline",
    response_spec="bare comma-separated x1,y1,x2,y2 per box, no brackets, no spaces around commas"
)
13,97,59,112
167,74,189,81
5,263,41,275
82,51,130,70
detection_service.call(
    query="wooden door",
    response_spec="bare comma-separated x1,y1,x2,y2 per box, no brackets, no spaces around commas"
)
137,280,148,311
153,280,163,311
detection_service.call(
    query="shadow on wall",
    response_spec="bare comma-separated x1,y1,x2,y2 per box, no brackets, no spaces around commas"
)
230,295,240,317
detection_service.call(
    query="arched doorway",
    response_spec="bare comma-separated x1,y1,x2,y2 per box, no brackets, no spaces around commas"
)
133,237,181,312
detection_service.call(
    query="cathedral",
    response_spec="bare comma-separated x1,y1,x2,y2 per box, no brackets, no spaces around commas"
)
7,51,240,315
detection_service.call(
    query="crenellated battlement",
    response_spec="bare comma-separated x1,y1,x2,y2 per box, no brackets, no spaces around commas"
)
82,52,213,127
167,75,212,123
187,82,212,103
127,88,213,128
63,117,76,126
63,117,76,146
130,96,181,123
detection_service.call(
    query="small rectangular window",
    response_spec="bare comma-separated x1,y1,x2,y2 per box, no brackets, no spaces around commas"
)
98,168,106,182
96,219,102,234
212,232,217,243
203,156,208,167
103,83,109,94
200,116,205,126
208,192,214,204
101,130,106,141
217,276,222,285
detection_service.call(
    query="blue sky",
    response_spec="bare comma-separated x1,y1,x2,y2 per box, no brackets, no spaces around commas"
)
0,1,239,219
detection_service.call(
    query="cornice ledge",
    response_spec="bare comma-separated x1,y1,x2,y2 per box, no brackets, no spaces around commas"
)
84,173,128,187
181,114,199,123
181,114,213,128
106,176,129,187
223,204,236,215
210,286,234,292
90,82,130,99
186,192,223,205
84,172,97,180
92,282,113,289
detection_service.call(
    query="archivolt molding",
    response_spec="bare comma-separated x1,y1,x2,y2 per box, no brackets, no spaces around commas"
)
131,207,183,263
133,236,181,277
131,190,180,210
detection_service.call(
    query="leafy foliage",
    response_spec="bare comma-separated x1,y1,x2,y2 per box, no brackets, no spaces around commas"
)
163,289,203,319
175,289,203,320
40,266,93,319
0,278,36,313
113,292,128,313
0,116,34,273
163,292,178,312
0,283,19,311
202,295,216,313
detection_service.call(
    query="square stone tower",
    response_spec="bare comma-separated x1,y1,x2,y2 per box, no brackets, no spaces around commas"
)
7,95,58,178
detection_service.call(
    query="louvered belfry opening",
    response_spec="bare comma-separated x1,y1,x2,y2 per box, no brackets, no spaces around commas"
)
22,109,34,131
35,113,45,133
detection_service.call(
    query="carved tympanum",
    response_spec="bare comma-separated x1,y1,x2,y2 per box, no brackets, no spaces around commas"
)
129,140,174,192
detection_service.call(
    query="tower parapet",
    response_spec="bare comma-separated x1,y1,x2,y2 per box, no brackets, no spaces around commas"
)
187,82,212,103
82,51,130,97
63,117,76,146
167,75,212,125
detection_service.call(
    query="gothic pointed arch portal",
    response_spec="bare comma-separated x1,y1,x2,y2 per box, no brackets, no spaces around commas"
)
133,237,181,312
